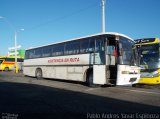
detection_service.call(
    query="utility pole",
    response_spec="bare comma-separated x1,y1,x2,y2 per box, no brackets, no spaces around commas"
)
102,0,105,33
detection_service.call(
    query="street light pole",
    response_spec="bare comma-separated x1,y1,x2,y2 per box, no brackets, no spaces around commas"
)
102,0,105,33
14,29,24,73
14,31,18,73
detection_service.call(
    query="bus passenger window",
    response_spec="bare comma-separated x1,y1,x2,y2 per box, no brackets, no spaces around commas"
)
89,39,95,52
25,51,29,59
52,44,64,56
72,41,80,54
95,39,104,52
43,46,52,57
29,50,35,59
65,41,79,55
17,58,24,62
80,39,89,53
34,48,42,58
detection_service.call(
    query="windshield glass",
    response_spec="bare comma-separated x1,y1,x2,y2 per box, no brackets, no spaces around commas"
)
119,37,137,65
0,59,4,64
138,43,160,71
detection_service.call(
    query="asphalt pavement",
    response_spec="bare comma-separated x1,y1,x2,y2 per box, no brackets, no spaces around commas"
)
0,71,160,119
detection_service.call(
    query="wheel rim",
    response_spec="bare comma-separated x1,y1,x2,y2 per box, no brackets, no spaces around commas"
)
36,70,42,78
4,67,9,71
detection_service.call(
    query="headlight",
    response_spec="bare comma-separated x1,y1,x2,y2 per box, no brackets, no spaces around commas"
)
152,71,160,77
122,71,129,74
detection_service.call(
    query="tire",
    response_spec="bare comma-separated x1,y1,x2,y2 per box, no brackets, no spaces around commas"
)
36,68,43,80
4,67,9,71
86,71,94,87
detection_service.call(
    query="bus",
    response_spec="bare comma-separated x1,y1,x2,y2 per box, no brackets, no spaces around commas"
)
135,38,160,85
23,32,140,86
0,56,24,71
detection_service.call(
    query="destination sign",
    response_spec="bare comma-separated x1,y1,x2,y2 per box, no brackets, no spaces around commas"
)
135,38,155,44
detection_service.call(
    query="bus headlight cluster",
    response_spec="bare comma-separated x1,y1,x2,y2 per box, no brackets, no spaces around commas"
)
152,71,160,77
122,71,129,74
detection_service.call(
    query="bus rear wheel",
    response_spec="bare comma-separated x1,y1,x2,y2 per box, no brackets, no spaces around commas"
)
86,71,94,87
36,68,43,80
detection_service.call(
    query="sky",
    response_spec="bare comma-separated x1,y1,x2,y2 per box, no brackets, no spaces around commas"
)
0,0,160,55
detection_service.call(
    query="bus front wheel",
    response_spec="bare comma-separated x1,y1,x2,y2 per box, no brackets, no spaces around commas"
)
4,67,9,71
36,68,43,80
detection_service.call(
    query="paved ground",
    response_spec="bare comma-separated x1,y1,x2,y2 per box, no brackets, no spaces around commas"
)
0,71,160,119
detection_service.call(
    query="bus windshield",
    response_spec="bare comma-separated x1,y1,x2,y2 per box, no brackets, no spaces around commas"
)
0,58,5,64
139,43,160,71
0,60,3,64
119,37,138,66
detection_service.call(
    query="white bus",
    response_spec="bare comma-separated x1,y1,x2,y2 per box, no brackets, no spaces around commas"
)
23,32,140,86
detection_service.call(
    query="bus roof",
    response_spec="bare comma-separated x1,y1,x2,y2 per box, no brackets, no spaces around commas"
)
26,32,134,50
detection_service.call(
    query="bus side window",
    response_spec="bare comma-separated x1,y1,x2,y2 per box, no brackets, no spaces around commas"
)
80,39,89,53
17,58,24,62
6,58,15,62
159,43,160,57
89,39,95,52
25,50,30,59
29,50,35,59
95,39,104,52
65,42,72,55
65,41,79,55
72,41,80,54
34,48,42,58
43,46,52,57
52,44,64,56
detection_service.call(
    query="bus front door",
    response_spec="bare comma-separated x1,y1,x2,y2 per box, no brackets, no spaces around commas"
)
93,39,107,85
93,65,106,85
